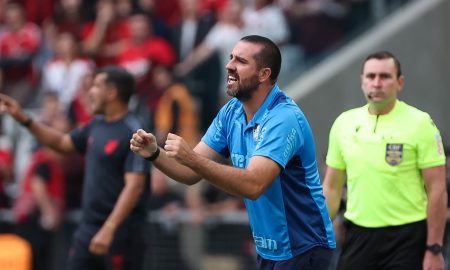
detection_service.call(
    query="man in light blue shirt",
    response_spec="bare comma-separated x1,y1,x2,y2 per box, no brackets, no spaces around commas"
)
130,35,335,270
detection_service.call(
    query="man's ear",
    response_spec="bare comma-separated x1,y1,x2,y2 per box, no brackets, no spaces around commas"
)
259,68,271,82
397,75,405,92
106,85,118,100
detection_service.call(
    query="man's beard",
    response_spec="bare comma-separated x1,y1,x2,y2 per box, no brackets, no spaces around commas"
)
227,73,260,102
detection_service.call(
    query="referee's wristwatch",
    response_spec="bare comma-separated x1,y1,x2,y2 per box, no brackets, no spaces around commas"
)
425,243,443,255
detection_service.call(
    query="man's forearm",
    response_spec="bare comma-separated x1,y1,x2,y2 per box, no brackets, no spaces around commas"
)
153,147,202,185
184,153,269,200
28,120,71,153
104,178,146,230
426,189,447,244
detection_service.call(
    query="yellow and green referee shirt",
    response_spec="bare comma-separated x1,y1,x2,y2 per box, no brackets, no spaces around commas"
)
326,100,445,228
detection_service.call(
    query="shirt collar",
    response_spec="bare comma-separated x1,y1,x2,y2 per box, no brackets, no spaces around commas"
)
245,84,281,129
365,99,402,118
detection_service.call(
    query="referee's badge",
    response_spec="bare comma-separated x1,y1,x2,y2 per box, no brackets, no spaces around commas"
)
385,143,403,166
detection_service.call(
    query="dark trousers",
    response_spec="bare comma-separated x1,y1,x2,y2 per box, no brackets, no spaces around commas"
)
66,222,147,270
337,220,427,270
256,246,333,270
15,215,54,270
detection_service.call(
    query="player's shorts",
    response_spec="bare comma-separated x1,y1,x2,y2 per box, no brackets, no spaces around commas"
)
337,219,426,270
256,246,333,270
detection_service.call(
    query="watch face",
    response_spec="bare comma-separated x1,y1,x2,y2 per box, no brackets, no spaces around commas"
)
427,244,443,254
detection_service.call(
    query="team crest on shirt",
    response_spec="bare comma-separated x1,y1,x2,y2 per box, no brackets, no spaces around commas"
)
104,139,119,155
385,143,403,166
253,124,260,141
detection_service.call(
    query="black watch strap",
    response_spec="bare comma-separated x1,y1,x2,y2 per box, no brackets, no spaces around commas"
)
426,243,443,255
144,147,160,162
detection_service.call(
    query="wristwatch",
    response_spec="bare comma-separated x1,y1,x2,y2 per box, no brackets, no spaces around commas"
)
426,243,443,255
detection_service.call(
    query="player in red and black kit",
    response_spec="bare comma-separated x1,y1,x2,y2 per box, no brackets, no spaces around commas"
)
0,66,151,270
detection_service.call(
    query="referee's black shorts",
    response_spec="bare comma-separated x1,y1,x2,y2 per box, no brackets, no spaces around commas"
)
337,219,426,270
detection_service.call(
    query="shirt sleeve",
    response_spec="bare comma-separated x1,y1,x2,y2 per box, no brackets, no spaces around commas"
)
252,109,303,169
416,114,446,169
202,104,231,158
70,119,95,154
326,115,346,170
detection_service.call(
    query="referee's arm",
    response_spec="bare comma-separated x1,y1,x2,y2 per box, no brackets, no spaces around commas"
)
322,166,346,221
423,165,447,246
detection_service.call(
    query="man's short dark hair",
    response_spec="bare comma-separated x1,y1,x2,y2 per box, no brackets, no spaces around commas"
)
363,51,403,78
97,66,135,103
240,35,281,84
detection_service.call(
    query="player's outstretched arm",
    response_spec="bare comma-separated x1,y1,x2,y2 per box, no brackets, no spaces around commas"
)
0,94,75,153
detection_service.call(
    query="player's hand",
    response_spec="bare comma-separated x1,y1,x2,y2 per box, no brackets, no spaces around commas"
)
0,94,27,123
130,129,158,158
164,133,194,165
40,206,61,231
423,251,444,270
96,1,115,25
89,224,115,255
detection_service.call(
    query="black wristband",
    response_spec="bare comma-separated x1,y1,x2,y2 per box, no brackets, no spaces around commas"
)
20,115,33,128
144,147,160,161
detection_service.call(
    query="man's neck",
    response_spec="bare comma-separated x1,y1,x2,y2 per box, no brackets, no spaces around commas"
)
243,84,274,123
104,103,129,122
368,99,397,115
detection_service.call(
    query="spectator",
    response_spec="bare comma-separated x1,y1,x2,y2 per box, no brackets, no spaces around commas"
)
80,0,130,67
152,64,200,147
13,114,69,270
174,0,244,81
242,0,290,45
41,32,95,111
241,0,302,85
67,69,95,127
169,0,221,132
42,0,86,52
0,2,42,107
169,0,216,62
341,0,373,39
117,13,176,120
19,0,56,26
0,122,14,233
133,0,172,39
283,0,347,67
151,0,182,27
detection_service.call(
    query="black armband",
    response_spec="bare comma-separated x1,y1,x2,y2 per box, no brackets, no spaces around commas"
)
144,147,160,161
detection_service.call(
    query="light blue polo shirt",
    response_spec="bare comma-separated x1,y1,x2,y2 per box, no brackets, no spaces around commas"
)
202,85,335,261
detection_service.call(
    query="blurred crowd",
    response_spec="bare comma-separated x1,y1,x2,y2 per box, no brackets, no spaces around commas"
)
0,0,414,269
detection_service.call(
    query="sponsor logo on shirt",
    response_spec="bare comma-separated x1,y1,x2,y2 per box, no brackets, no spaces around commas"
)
253,233,278,251
104,139,119,155
213,120,223,142
231,153,246,168
283,128,297,162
